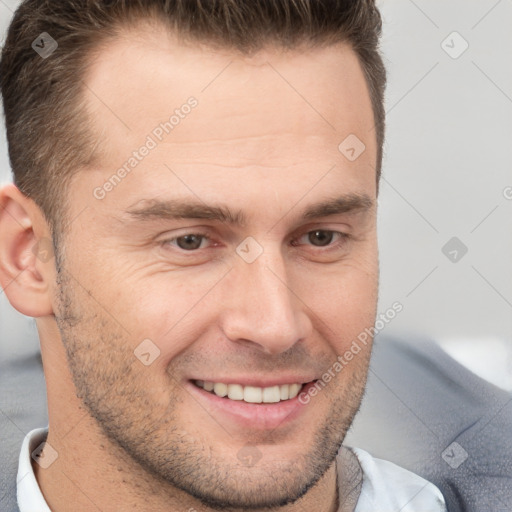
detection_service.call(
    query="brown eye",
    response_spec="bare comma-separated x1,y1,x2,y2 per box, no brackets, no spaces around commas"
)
307,230,335,247
291,230,348,252
174,234,207,251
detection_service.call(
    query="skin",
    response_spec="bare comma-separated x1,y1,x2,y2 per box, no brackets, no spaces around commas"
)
0,21,378,512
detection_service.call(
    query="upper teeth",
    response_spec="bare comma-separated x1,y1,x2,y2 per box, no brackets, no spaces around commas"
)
195,381,303,403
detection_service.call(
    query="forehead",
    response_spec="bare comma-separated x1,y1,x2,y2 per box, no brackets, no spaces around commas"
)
79,23,377,213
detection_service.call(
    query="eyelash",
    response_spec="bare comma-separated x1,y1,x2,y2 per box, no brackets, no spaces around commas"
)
161,229,350,253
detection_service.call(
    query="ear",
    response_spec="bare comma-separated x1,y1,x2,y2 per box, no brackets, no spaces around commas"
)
0,183,55,317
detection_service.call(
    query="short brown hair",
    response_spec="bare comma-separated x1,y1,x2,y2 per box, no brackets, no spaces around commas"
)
0,0,386,235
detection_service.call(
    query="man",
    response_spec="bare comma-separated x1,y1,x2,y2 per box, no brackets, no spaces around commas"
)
0,1,446,510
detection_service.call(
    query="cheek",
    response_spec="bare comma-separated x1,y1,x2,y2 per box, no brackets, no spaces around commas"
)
293,261,378,349
102,266,229,364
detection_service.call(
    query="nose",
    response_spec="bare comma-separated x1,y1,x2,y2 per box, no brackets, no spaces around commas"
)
219,246,312,355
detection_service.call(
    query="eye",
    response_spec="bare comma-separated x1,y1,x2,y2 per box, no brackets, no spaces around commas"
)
160,229,348,255
293,230,348,249
165,233,211,251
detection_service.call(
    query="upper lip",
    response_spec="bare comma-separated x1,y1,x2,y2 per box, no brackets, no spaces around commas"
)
189,376,317,387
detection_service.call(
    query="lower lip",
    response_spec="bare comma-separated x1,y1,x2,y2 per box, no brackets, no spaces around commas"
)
185,381,316,430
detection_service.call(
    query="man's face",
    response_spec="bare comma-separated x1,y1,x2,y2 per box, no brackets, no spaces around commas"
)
52,25,378,509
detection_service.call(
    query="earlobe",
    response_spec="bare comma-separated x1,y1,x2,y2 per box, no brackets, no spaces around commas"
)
0,183,54,317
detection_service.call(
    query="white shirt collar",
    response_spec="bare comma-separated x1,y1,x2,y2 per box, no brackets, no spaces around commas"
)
351,447,446,511
17,427,51,512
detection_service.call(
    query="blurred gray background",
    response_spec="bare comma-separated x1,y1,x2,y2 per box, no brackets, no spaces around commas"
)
1,1,511,378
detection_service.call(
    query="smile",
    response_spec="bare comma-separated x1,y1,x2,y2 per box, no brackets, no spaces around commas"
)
194,380,304,404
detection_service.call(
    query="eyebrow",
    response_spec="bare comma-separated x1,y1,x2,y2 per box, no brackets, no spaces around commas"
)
124,193,374,227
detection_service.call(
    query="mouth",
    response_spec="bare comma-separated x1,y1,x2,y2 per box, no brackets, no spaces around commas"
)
193,380,305,404
187,378,318,430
